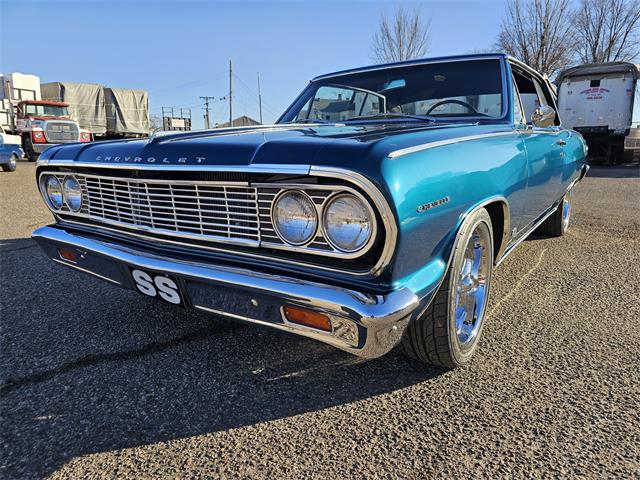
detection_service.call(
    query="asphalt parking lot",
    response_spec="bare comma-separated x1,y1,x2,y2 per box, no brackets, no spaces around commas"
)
1,162,639,479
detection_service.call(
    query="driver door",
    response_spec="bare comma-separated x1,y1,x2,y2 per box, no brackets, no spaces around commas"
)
512,68,566,231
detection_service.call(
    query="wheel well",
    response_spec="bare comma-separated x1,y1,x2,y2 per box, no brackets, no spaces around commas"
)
484,201,509,262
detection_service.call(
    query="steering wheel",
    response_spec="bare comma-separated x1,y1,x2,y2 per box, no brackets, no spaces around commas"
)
426,99,479,115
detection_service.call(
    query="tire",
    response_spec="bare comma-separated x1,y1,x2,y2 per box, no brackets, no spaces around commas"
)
536,188,572,237
1,154,18,172
24,138,38,162
400,208,494,368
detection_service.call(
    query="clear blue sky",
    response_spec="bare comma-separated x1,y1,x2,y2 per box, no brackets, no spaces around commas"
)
1,0,508,129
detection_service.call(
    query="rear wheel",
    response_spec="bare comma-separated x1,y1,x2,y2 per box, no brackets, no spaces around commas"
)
401,208,494,368
537,189,572,237
1,153,18,172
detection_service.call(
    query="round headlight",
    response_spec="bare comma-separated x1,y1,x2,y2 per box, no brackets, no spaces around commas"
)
45,175,63,210
272,190,318,245
323,194,373,252
63,176,82,212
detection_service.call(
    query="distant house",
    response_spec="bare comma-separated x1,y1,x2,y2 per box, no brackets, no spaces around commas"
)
216,115,261,128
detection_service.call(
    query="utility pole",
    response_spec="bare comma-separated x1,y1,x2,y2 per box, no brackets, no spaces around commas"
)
229,59,233,127
257,72,263,124
200,96,215,129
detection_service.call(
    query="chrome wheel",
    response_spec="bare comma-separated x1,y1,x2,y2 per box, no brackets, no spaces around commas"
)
455,224,491,346
562,189,572,231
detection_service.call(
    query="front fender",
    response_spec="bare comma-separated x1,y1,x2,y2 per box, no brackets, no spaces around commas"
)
378,131,524,298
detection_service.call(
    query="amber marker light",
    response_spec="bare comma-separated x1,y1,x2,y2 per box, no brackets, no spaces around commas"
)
58,247,78,263
283,305,332,332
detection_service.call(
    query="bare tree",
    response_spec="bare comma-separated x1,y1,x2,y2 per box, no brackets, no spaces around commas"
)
371,6,431,63
496,0,576,76
575,0,640,64
149,114,164,132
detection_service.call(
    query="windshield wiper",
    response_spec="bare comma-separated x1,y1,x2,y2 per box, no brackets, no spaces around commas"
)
346,113,438,123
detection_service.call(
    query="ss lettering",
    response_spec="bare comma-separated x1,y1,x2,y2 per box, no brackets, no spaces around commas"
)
131,269,181,305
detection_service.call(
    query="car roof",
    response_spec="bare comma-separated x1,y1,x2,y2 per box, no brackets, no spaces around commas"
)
311,53,513,81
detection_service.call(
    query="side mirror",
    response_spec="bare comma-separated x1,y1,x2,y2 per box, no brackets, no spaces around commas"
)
531,105,556,128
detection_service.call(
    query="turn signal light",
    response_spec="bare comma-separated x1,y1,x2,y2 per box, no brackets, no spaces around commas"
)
58,247,78,263
283,305,332,332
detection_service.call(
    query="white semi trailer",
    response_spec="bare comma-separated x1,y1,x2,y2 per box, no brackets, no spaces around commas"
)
557,62,640,164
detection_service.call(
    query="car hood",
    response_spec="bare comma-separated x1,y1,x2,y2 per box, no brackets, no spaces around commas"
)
40,122,500,171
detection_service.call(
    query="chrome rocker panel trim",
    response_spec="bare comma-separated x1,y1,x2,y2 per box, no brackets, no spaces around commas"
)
32,225,420,359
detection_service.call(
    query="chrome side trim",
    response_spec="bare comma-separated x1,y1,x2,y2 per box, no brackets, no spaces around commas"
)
387,132,517,159
496,203,558,266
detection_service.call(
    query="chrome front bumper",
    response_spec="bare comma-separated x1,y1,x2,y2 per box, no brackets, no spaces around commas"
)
33,143,59,154
32,226,423,359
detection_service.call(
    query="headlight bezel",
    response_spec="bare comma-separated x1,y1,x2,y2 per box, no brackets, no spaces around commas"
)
321,192,375,253
271,189,319,246
62,175,83,212
266,185,378,257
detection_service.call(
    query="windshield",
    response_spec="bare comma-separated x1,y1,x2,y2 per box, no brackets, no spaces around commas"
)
280,59,504,123
24,104,70,117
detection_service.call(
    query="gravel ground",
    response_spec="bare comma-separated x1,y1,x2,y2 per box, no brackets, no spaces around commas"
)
1,162,639,479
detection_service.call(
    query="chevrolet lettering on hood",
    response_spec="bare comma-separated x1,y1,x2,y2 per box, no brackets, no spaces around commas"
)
95,155,207,164
32,53,588,369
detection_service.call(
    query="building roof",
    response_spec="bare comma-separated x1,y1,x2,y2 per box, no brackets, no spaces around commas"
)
216,115,261,128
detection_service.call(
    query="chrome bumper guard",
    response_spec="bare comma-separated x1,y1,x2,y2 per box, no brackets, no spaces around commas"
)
32,226,420,358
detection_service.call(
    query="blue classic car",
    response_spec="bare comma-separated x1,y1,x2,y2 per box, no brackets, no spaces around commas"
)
0,126,24,172
32,54,588,368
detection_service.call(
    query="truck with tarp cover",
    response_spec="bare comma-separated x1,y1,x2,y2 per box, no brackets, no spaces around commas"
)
41,82,150,139
41,82,107,136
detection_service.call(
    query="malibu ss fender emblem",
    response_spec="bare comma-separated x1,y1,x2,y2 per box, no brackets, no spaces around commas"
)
417,196,450,213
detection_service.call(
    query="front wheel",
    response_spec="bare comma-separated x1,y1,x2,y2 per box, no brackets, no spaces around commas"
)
1,154,18,172
400,208,494,368
24,138,38,162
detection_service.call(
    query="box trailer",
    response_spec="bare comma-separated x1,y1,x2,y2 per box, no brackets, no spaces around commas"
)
104,87,150,137
557,62,640,164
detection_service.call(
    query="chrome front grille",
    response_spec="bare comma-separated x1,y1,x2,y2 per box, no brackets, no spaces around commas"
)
45,122,79,143
45,172,379,259
67,174,260,245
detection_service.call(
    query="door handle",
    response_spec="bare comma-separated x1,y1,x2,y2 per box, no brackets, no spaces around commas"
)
556,139,567,146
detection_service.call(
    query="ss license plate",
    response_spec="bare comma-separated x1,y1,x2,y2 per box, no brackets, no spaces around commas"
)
130,268,184,306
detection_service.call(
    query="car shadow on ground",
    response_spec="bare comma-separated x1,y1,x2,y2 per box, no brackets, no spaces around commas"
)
0,237,442,479
586,163,639,178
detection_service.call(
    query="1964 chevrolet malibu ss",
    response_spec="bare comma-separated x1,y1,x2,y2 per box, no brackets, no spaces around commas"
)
32,54,588,368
